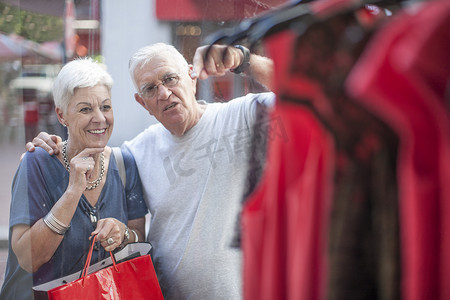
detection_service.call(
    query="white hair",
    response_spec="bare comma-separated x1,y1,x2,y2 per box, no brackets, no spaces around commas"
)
128,43,189,91
52,58,114,113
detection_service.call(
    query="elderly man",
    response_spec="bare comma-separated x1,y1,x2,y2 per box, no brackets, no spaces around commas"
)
27,43,274,299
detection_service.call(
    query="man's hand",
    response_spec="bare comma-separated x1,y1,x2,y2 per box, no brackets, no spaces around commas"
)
25,132,62,155
191,44,243,80
191,44,274,90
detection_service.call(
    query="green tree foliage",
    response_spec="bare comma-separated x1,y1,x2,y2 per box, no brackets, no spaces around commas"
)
0,3,63,43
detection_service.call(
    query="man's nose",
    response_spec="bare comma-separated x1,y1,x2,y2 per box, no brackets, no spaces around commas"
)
157,83,171,100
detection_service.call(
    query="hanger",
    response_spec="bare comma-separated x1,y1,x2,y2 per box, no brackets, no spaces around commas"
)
201,0,405,64
203,0,313,60
204,0,405,48
204,0,307,46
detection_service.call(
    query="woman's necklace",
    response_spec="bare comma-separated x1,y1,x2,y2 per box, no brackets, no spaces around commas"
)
62,140,105,190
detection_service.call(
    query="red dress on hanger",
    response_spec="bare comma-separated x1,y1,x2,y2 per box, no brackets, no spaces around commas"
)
347,0,450,298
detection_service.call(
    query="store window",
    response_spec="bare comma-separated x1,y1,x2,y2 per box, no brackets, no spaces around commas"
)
0,0,286,293
1,0,447,298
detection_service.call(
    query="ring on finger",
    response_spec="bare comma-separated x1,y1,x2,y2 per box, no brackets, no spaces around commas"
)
107,237,114,245
82,157,89,160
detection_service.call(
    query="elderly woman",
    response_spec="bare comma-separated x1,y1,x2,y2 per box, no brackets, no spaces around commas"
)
0,59,147,299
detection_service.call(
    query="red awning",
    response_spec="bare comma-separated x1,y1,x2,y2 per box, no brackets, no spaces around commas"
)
156,0,288,21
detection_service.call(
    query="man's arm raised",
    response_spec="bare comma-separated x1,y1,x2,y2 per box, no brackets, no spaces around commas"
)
191,44,273,90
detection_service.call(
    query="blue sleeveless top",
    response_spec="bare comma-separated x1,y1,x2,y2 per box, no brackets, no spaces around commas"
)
0,146,147,299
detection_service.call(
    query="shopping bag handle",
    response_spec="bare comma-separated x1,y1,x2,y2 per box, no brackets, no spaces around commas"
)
81,235,119,282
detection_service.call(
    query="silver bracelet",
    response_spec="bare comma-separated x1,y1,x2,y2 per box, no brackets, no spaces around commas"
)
43,211,70,235
131,229,139,242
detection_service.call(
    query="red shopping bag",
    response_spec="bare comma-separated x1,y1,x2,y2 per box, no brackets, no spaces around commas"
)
46,236,164,300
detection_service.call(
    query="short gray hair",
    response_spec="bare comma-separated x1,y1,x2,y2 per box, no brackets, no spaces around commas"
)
128,43,189,91
53,58,113,113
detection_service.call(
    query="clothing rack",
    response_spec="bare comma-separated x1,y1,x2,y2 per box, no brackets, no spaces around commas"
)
202,0,450,299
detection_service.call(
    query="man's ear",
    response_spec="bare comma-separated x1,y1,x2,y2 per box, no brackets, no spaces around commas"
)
188,65,197,95
134,93,154,116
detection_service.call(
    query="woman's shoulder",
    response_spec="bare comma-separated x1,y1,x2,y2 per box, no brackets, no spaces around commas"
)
108,145,137,170
23,147,57,163
117,145,137,167
18,147,62,179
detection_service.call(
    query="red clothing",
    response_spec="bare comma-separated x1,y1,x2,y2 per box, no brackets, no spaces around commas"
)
242,99,335,300
347,0,450,298
242,0,449,299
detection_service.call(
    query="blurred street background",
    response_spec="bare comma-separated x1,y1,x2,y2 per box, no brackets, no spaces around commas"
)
0,142,23,287
0,0,285,288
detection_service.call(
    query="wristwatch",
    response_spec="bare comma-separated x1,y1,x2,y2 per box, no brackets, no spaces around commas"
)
231,45,250,74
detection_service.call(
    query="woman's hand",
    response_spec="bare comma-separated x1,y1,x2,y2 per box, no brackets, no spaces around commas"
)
91,218,126,252
67,148,104,193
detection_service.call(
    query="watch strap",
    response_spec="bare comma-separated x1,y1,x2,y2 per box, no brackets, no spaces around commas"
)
231,45,250,74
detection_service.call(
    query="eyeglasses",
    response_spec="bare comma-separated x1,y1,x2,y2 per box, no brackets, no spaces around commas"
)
139,73,180,100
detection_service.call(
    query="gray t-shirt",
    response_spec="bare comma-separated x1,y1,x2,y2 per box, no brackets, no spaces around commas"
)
124,92,274,299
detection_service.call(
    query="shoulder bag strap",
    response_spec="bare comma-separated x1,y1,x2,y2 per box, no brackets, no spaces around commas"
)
112,147,126,187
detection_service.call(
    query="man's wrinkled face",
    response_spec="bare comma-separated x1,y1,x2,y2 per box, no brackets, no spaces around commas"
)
133,55,198,132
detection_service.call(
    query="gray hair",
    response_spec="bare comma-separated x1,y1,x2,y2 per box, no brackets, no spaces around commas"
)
52,58,114,113
128,43,189,91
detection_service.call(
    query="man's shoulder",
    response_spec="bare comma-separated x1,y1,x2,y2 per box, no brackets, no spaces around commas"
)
216,92,275,113
234,92,275,104
220,92,275,109
124,123,164,148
